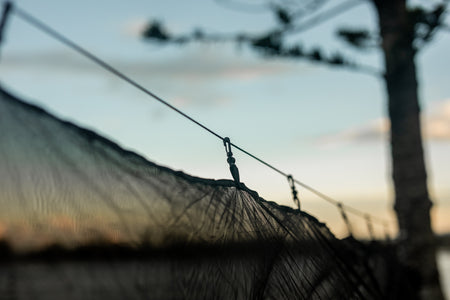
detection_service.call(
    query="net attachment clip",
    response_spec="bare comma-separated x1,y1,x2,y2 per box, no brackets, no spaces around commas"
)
287,175,300,210
223,137,240,185
338,203,353,238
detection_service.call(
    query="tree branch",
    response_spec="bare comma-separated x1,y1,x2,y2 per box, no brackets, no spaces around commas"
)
271,47,382,77
413,3,448,51
286,0,367,35
141,0,381,77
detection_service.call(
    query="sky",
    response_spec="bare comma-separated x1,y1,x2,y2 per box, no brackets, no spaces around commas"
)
0,0,449,239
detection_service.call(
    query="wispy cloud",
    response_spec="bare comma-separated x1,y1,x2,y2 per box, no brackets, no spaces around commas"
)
316,118,388,145
2,48,296,107
121,18,148,37
2,49,296,82
426,99,450,140
317,99,450,145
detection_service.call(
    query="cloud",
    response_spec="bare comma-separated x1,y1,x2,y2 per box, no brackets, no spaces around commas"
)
2,48,296,82
316,118,388,145
2,51,93,72
426,99,450,140
121,18,148,37
317,99,450,144
122,49,295,82
1,48,296,108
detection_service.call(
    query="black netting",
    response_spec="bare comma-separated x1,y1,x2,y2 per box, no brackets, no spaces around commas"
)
0,86,396,299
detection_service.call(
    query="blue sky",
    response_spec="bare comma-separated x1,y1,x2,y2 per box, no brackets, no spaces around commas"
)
1,0,450,238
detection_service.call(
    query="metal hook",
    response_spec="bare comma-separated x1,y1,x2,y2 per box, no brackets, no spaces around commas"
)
223,137,232,156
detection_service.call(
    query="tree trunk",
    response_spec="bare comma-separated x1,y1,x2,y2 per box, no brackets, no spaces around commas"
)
372,0,444,299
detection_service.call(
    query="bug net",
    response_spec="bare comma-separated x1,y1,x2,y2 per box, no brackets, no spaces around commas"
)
0,86,399,299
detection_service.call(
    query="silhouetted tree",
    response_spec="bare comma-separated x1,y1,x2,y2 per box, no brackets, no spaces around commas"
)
141,1,448,298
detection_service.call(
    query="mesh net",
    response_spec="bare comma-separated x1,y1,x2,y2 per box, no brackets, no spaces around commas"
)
0,86,393,299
